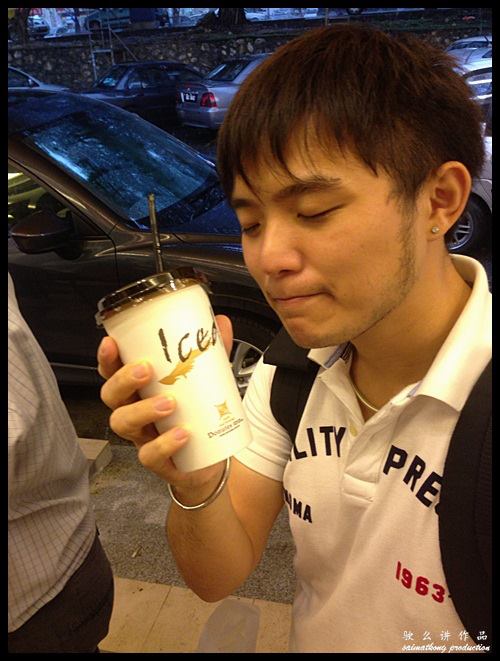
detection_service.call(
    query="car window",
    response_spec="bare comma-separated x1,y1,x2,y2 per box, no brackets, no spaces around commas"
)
169,68,202,82
140,67,173,88
206,60,250,82
8,166,69,230
94,66,127,90
9,94,232,233
8,164,105,239
9,69,32,88
126,70,143,88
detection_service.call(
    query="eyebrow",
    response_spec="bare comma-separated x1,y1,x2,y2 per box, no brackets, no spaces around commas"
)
231,175,344,210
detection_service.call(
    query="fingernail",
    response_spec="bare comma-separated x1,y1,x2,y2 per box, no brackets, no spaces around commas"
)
173,427,188,442
98,341,108,358
154,396,174,412
132,363,147,379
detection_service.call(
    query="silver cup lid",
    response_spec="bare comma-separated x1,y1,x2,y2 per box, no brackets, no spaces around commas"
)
95,268,209,326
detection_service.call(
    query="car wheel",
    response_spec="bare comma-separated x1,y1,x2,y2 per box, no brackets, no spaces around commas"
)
446,195,490,254
227,316,277,397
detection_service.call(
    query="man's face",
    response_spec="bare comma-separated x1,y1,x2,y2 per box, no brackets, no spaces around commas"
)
231,140,429,348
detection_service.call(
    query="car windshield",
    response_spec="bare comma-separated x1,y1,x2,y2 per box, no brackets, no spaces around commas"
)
93,65,128,89
205,60,249,82
8,92,221,230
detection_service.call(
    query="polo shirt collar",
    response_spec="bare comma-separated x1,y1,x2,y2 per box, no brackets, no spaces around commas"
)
414,255,491,411
308,342,352,369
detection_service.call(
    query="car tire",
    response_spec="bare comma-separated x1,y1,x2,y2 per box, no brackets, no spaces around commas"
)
446,194,490,255
226,315,277,397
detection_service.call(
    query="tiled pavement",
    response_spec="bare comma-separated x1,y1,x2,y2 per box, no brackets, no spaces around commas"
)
100,577,292,653
80,438,294,653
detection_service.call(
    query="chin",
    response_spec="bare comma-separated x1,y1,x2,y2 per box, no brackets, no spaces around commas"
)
282,321,337,349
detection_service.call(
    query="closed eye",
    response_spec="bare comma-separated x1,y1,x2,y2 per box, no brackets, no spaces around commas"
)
240,223,260,235
299,205,343,220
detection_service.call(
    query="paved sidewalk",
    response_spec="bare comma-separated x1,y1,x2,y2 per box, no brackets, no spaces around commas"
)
100,576,292,653
86,443,296,604
79,439,295,652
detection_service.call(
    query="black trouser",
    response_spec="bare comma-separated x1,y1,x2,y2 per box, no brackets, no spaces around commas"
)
8,531,114,653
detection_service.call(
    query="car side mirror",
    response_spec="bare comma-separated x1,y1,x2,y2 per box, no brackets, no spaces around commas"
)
10,210,73,254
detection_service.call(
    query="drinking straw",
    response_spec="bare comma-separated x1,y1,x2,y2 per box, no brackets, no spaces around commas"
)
148,192,164,273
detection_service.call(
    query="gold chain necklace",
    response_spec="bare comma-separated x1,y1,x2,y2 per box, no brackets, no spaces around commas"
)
351,381,380,413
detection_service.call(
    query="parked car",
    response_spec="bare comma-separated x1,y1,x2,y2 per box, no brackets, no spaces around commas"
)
76,61,204,126
449,45,492,66
8,66,68,92
8,90,279,393
460,60,492,111
176,53,271,130
44,25,71,39
83,7,164,31
445,98,492,254
83,7,132,31
445,34,492,53
446,35,492,65
27,15,50,38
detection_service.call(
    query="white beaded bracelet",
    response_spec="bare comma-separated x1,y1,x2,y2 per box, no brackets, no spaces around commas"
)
167,457,231,511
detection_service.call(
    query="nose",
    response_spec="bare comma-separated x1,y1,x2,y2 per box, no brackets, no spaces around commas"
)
255,218,303,277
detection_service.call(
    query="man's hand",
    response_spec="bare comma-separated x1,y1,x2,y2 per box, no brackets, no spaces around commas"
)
97,315,234,492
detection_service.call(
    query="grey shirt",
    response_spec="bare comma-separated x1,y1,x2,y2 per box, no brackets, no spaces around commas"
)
8,273,96,631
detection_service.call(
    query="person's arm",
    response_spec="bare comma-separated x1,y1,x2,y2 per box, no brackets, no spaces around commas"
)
98,318,284,601
166,457,283,601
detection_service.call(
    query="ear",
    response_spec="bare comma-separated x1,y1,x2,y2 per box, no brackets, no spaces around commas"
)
426,161,472,240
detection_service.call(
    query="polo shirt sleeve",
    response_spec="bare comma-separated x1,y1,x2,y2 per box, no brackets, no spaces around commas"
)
235,357,291,481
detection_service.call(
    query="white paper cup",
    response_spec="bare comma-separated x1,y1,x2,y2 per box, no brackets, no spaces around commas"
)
96,270,253,472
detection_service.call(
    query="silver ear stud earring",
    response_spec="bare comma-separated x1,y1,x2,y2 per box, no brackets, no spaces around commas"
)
431,226,440,234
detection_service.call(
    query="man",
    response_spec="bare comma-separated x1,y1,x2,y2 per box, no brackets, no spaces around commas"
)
97,25,491,652
8,273,114,653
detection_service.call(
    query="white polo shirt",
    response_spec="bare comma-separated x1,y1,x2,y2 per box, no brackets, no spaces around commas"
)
236,255,491,653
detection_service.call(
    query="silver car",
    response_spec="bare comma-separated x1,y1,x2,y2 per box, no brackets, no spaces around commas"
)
8,65,68,91
445,34,492,53
176,53,270,130
449,46,492,66
445,34,492,66
446,101,491,255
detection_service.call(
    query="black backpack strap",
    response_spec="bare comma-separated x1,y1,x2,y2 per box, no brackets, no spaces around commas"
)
438,360,492,646
264,327,319,441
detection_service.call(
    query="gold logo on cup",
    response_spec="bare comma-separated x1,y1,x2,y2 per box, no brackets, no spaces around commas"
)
215,401,231,420
159,349,202,385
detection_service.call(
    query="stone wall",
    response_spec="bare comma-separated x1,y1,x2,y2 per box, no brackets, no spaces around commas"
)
8,17,491,89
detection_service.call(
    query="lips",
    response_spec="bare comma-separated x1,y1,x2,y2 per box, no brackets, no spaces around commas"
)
268,292,323,310
273,294,314,302
268,290,318,301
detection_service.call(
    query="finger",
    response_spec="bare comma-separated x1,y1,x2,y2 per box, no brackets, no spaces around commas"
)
215,314,233,357
97,336,123,380
100,360,153,410
137,426,190,480
109,393,176,445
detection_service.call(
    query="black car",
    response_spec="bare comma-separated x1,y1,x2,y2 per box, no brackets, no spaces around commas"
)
76,61,204,127
8,90,279,394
